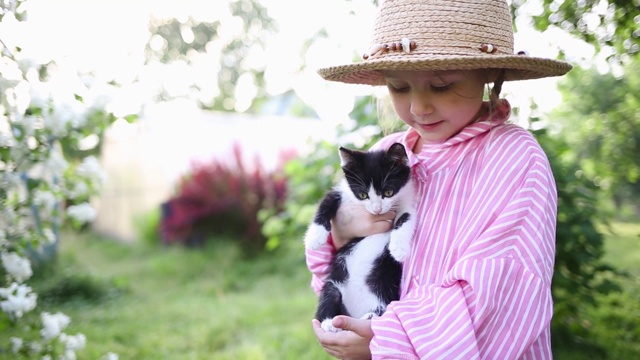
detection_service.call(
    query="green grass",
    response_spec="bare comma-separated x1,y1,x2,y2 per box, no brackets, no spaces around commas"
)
2,233,328,360
600,221,640,277
2,221,639,359
571,220,640,360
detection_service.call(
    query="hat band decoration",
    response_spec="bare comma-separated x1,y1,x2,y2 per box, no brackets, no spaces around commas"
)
363,38,417,60
479,43,497,54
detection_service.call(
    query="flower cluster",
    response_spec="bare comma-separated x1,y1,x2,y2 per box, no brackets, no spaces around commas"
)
0,1,132,358
160,142,292,253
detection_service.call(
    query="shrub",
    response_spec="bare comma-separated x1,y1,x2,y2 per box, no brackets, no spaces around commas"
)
160,142,292,255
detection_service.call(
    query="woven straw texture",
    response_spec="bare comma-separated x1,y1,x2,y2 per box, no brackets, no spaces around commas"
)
318,0,572,85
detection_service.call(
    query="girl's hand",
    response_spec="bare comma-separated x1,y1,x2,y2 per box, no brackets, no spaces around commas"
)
312,316,373,360
331,204,396,250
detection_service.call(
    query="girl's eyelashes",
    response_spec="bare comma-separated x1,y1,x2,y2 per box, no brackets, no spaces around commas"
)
431,83,452,92
386,82,453,93
387,84,409,93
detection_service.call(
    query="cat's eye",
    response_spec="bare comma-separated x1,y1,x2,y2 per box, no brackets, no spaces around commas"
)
358,192,368,199
384,190,394,197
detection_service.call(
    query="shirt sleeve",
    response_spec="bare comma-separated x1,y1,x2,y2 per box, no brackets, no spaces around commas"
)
370,131,557,359
305,234,335,295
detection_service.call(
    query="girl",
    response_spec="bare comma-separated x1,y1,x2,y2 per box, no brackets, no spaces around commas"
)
306,0,572,359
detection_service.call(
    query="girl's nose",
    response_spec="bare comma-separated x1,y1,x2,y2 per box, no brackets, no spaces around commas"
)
410,93,434,116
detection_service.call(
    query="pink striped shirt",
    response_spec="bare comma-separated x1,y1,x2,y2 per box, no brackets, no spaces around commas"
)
305,100,557,359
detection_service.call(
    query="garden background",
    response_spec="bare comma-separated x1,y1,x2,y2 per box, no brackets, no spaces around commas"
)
1,0,639,359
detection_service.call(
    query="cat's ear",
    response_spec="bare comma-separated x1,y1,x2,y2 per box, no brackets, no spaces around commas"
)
338,147,354,167
386,143,408,164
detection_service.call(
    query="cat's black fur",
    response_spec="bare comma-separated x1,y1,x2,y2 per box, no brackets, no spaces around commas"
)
304,142,416,332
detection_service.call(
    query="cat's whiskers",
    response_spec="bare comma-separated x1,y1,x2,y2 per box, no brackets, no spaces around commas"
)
381,162,399,189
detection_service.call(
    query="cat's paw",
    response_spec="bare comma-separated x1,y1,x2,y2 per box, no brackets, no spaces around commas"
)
304,224,329,250
389,237,410,262
321,318,342,333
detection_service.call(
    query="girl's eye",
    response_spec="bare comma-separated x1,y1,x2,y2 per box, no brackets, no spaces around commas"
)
431,84,452,93
387,84,409,93
358,192,368,199
384,189,394,197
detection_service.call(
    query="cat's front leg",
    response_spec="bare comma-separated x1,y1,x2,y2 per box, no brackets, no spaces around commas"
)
304,223,330,250
304,190,342,250
389,210,416,262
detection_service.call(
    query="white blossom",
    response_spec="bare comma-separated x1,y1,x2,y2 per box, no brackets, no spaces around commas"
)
102,353,119,360
60,349,78,360
28,80,52,111
8,80,31,116
41,355,51,360
29,340,42,354
66,181,88,199
42,109,69,137
0,282,37,318
18,114,39,136
66,202,97,224
76,155,107,184
42,227,57,244
40,312,70,340
33,189,57,212
46,100,87,134
0,56,22,89
0,131,14,147
1,251,33,282
10,336,23,353
0,172,21,190
59,332,86,351
44,150,68,174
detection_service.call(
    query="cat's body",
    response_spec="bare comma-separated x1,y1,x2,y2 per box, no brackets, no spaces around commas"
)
304,143,416,332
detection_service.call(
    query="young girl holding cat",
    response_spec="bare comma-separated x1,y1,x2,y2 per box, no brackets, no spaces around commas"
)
306,0,572,359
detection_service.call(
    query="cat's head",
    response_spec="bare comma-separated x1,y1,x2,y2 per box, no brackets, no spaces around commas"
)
338,143,411,214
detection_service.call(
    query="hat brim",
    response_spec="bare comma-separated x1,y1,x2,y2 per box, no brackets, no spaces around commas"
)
318,55,572,85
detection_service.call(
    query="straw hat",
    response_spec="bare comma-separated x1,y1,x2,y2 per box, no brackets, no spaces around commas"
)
318,0,572,85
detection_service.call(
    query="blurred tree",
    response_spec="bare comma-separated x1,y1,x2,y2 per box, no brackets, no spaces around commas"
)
550,60,640,214
144,0,316,117
145,0,273,112
532,121,622,356
511,0,640,63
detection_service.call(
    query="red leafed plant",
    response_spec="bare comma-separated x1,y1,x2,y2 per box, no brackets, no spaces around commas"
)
160,142,292,254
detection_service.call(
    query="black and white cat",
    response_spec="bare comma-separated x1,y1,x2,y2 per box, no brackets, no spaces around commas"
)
304,142,416,332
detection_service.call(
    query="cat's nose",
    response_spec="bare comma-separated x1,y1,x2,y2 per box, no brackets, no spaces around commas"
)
372,204,382,214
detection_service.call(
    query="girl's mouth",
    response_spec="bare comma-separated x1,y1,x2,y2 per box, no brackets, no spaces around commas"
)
418,121,443,131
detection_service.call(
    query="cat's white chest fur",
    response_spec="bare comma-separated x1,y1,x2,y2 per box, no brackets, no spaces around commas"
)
335,233,391,318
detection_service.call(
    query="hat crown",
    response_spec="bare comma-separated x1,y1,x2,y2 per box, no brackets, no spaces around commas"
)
370,0,513,58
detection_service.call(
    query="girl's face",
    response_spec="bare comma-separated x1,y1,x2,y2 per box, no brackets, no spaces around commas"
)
382,70,488,146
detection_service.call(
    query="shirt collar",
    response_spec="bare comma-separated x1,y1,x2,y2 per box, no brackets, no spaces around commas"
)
401,99,512,171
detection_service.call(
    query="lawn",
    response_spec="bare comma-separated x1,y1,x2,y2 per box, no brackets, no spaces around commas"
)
8,234,329,360
2,221,639,359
